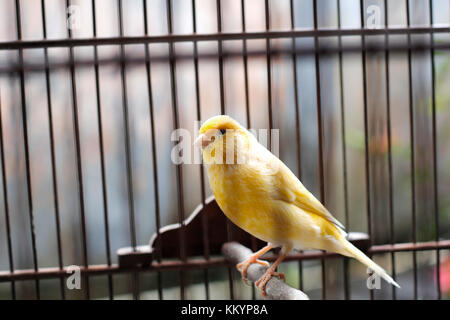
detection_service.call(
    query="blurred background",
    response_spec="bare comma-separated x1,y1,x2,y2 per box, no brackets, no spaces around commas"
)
0,0,449,300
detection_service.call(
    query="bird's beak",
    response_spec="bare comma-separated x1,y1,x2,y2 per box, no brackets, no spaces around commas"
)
194,133,210,149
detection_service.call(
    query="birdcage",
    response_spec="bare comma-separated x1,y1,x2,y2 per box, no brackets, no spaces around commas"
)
0,0,449,300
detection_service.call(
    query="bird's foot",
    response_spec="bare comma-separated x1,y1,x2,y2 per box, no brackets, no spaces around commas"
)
236,257,270,285
254,269,286,298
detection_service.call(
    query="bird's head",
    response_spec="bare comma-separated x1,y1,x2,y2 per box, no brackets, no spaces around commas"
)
195,115,251,165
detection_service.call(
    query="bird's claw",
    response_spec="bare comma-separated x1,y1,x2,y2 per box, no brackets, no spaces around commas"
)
237,258,270,285
255,270,286,298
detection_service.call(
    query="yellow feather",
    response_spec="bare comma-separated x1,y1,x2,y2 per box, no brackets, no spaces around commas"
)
199,115,399,288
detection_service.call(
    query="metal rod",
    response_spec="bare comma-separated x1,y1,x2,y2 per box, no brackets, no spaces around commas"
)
405,0,418,300
384,0,397,300
337,0,351,300
2,41,449,75
66,0,90,300
0,89,16,299
429,0,441,300
1,26,449,50
265,0,273,149
264,0,283,298
369,240,450,253
1,239,448,282
215,0,234,299
290,0,304,293
142,0,163,300
92,0,114,300
40,0,65,300
312,0,327,300
14,0,40,299
241,0,251,131
191,0,210,300
359,0,374,300
166,0,187,300
117,0,139,300
240,0,257,300
217,0,225,116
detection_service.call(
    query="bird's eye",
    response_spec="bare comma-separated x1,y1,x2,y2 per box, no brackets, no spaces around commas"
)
219,129,226,135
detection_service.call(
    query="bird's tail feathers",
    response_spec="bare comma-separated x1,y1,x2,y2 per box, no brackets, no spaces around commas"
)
341,240,400,288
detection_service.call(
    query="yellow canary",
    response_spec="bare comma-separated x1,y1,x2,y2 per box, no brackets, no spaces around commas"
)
195,115,400,297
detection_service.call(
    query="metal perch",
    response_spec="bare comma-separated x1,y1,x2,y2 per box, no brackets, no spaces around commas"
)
221,242,309,300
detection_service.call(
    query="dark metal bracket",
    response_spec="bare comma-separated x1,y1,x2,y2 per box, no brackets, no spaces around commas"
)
117,196,265,267
117,196,370,268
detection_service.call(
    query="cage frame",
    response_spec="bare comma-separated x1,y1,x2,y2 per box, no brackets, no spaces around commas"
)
0,0,448,300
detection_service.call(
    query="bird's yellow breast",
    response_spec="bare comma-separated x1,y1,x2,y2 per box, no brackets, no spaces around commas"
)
207,162,344,251
207,163,293,245
207,164,262,222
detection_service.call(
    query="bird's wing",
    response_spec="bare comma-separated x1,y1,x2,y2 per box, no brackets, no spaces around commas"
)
272,160,346,230
248,138,345,230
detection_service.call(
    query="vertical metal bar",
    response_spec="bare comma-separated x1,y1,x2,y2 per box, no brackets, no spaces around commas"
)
405,0,418,300
384,0,397,300
337,0,350,300
117,0,139,300
91,0,114,300
264,0,273,148
66,0,90,300
0,90,16,299
289,0,304,293
264,1,283,297
14,0,40,299
241,0,251,130
216,0,225,115
142,0,163,300
359,0,374,300
429,0,441,300
312,0,327,300
40,0,65,300
166,0,187,300
240,0,256,299
191,0,210,300
215,0,234,300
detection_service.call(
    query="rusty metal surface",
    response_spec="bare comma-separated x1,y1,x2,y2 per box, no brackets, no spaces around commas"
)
1,26,450,50
2,238,449,283
2,197,448,283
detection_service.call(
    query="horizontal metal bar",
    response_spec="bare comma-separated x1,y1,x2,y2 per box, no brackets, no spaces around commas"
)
0,26,449,50
0,258,226,282
0,239,448,282
0,40,449,75
368,240,450,254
